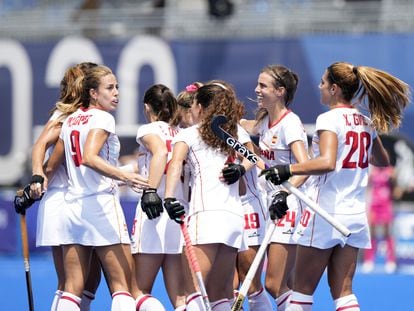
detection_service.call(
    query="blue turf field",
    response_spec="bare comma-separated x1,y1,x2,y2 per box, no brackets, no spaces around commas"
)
1,253,413,311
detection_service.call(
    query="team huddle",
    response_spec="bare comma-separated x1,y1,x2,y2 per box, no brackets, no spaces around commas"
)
14,62,410,311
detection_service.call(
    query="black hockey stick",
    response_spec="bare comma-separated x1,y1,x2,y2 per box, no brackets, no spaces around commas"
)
211,115,351,237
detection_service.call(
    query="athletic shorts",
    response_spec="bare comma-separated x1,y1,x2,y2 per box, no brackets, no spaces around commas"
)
241,195,268,247
187,210,244,249
36,187,66,247
60,193,131,246
293,208,371,249
130,200,184,254
269,192,304,245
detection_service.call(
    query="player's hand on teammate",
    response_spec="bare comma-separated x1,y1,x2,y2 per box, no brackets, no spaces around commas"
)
164,198,186,224
125,172,150,193
260,165,291,185
269,191,289,220
141,188,163,219
221,163,246,185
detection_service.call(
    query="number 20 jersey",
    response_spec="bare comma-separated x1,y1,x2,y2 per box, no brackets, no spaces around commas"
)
308,106,377,214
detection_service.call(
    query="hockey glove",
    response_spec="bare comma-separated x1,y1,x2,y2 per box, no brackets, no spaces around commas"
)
141,188,163,219
14,185,35,215
260,165,291,185
269,191,289,220
164,198,186,224
222,163,246,185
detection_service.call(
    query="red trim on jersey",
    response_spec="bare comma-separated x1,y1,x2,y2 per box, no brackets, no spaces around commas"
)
186,292,202,304
277,292,291,307
80,106,105,112
268,109,291,128
112,291,132,298
60,295,81,307
332,104,354,110
290,300,313,305
249,287,264,298
337,304,360,311
136,294,152,310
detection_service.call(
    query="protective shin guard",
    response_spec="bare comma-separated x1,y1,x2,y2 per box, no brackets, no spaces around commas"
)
136,294,166,311
57,292,81,311
80,290,95,311
186,292,205,311
275,290,292,311
51,290,63,311
211,298,231,310
111,291,135,311
334,294,360,311
286,291,313,311
248,288,273,311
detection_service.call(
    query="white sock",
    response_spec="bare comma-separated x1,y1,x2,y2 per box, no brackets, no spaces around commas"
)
211,298,231,311
136,294,166,311
51,290,63,311
334,294,360,311
111,291,135,311
248,288,273,311
80,290,95,311
186,292,205,311
57,292,81,311
286,291,313,311
275,290,292,311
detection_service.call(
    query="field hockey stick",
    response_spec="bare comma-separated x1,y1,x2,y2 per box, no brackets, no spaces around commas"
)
180,217,212,311
16,190,35,311
232,220,276,311
211,115,351,237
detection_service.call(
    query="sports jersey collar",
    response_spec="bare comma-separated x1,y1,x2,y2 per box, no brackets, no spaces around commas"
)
331,104,354,110
268,109,291,128
80,106,104,112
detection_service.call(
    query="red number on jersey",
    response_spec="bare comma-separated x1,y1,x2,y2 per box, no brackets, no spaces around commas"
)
342,131,371,169
70,130,82,167
299,209,312,228
244,212,260,229
277,210,296,227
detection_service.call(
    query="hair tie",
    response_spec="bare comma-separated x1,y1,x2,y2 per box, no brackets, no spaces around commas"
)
352,66,358,75
211,82,228,91
185,84,199,93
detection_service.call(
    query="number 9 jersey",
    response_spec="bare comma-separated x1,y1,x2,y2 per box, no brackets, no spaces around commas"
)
60,107,120,200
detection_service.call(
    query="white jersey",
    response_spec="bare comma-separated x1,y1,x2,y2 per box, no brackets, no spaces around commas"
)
237,127,268,245
45,110,68,189
173,124,246,216
36,110,69,247
60,107,119,200
256,110,309,244
172,125,247,248
131,121,184,254
136,121,182,199
257,111,308,192
306,106,377,214
241,167,268,246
